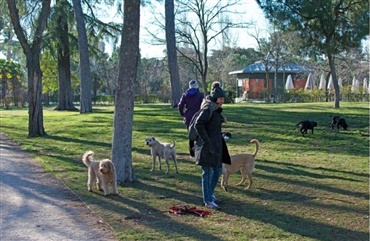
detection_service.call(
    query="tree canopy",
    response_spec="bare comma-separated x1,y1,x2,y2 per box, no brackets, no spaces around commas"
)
257,0,369,107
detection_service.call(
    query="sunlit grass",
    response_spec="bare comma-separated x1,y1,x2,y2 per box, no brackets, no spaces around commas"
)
1,102,369,240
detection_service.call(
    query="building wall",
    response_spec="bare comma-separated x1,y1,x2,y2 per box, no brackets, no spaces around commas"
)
241,77,307,99
242,78,272,99
293,79,306,89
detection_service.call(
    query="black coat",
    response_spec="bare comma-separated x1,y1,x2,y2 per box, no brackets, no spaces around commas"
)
194,97,231,167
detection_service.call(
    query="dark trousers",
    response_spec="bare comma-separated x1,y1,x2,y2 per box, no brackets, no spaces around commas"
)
187,126,195,157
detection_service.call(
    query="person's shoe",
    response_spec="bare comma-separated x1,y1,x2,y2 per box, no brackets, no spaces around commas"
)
205,201,221,210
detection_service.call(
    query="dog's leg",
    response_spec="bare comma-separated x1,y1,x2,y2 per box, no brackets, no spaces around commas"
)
172,153,179,174
302,128,307,136
112,181,118,195
96,177,103,191
150,155,156,172
158,156,162,170
164,156,170,174
245,172,253,190
221,172,229,191
102,180,109,196
236,167,247,186
88,168,95,192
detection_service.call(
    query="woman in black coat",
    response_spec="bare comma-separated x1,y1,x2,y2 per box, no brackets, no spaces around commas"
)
194,82,230,210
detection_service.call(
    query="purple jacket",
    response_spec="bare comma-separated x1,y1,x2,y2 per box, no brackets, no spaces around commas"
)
178,88,204,126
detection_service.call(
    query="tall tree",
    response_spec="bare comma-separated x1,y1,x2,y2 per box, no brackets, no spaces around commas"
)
72,0,92,113
165,0,181,107
54,0,78,111
111,0,140,184
257,0,369,108
7,0,50,137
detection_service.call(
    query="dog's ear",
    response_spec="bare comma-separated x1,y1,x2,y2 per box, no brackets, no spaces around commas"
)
152,137,155,140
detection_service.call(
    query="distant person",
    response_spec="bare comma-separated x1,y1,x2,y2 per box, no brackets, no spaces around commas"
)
178,80,204,157
194,82,230,210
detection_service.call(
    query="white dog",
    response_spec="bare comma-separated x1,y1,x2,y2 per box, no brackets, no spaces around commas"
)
145,137,179,174
82,151,118,196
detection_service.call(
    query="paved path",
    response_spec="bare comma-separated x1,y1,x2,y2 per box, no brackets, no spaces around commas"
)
0,132,117,241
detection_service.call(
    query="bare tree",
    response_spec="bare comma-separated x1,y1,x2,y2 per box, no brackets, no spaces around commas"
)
146,0,248,94
250,27,273,101
175,0,247,94
111,0,140,184
7,0,50,137
72,0,92,113
165,0,181,107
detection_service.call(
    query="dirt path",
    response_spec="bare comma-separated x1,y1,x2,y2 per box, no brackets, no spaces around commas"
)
0,132,117,241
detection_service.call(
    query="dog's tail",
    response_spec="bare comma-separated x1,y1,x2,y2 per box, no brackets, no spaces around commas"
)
250,139,259,157
82,150,94,167
171,140,176,148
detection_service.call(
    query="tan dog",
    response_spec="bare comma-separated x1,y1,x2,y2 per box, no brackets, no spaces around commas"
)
145,137,179,174
221,139,259,191
82,151,118,196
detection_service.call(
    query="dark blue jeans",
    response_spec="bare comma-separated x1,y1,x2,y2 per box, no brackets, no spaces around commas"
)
186,125,195,157
201,166,222,204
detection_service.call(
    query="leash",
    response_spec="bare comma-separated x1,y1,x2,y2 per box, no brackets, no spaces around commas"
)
167,205,212,217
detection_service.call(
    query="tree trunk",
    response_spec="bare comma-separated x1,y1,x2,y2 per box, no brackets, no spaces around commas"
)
111,0,140,184
201,73,208,94
1,80,6,106
11,77,19,106
72,0,92,113
265,64,270,102
165,0,182,107
327,53,340,108
55,12,77,111
7,0,50,137
27,57,47,137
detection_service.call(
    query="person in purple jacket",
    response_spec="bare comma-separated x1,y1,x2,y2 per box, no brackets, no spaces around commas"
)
178,80,204,157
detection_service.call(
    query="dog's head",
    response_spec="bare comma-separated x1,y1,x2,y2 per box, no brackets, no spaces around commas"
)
341,121,349,130
145,137,156,146
313,121,317,127
99,160,113,175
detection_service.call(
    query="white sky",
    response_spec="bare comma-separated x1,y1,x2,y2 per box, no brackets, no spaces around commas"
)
104,0,269,58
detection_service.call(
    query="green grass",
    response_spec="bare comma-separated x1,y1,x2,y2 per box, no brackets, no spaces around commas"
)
1,102,369,241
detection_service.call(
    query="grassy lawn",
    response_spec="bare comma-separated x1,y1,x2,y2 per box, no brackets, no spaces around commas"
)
1,102,369,241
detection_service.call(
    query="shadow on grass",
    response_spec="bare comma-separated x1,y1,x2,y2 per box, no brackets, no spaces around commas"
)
254,171,368,199
261,159,368,178
79,182,224,241
81,176,369,241
220,195,368,241
45,135,111,148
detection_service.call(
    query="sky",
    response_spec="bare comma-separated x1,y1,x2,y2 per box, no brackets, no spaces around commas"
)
103,0,269,58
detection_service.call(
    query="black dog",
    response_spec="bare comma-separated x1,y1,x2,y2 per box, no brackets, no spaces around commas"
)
297,120,317,136
331,116,348,130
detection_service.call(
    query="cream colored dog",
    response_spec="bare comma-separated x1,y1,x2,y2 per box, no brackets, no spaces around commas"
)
221,139,259,191
82,151,118,196
145,137,179,174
